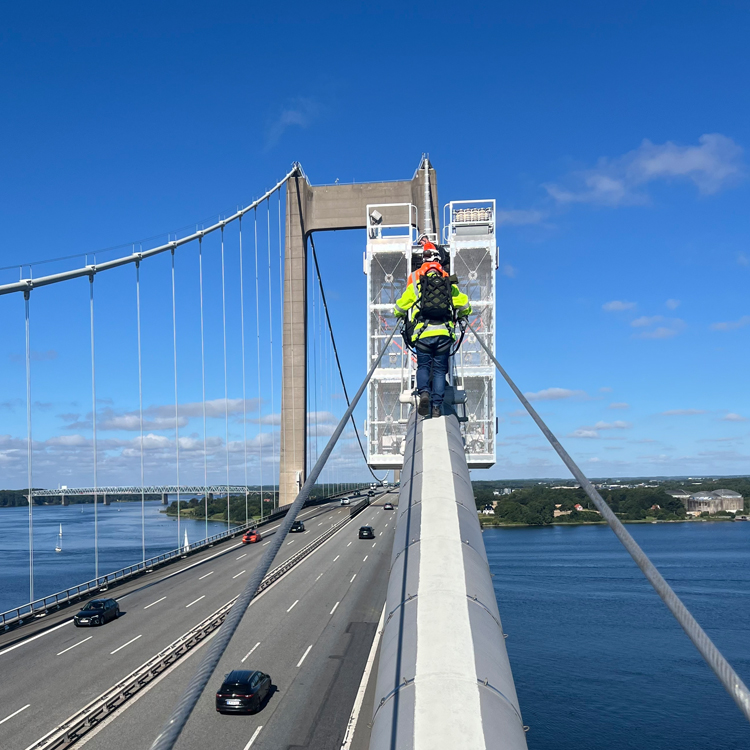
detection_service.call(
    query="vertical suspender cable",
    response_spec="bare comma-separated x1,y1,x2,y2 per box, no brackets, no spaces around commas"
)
239,218,249,525
266,202,275,514
199,237,209,542
24,290,34,603
278,192,284,512
253,209,263,509
171,249,181,548
136,261,145,563
220,226,230,529
89,274,99,580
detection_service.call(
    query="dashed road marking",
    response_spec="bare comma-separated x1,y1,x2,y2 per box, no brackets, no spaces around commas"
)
347,542,352,547
144,596,167,609
297,644,313,668
262,541,271,546
363,555,368,562
0,704,30,726
287,600,299,613
56,636,93,656
372,542,377,547
198,571,213,580
330,601,339,615
236,553,247,560
243,725,263,749
110,634,142,655
350,574,357,583
186,595,205,608
333,555,340,562
233,570,246,579
241,642,261,663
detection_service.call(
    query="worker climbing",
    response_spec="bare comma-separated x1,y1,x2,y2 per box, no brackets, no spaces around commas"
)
393,235,472,418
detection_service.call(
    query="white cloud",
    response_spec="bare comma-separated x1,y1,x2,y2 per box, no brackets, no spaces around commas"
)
544,133,744,206
599,387,613,393
592,421,631,430
266,97,320,148
738,252,749,267
710,315,750,332
661,409,706,415
632,317,686,339
603,300,636,312
524,387,588,401
501,264,517,278
665,299,681,310
722,413,747,422
496,209,546,226
569,429,599,438
608,402,629,410
631,315,665,327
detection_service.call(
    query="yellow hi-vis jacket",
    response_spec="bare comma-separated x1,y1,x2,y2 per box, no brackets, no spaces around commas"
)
393,262,471,342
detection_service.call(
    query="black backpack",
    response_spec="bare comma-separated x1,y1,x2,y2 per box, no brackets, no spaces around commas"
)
416,270,454,323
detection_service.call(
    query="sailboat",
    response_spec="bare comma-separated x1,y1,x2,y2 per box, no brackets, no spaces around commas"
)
55,524,63,553
182,529,190,553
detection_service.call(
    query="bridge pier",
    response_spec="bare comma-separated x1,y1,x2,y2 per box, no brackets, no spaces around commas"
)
278,161,439,506
102,493,109,506
60,494,68,506
161,493,168,506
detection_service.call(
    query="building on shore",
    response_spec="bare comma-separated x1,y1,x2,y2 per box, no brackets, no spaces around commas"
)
667,488,744,515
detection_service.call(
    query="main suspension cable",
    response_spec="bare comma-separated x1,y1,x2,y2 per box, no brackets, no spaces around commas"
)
309,235,385,483
170,248,181,548
24,290,34,602
89,274,99,579
136,260,145,563
199,237,209,542
465,319,750,724
149,325,398,750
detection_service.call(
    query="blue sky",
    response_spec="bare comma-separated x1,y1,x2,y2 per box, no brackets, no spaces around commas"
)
1,0,749,487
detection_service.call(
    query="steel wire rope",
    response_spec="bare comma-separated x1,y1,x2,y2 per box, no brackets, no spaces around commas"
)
149,325,398,750
220,227,230,529
199,237,209,542
311,249,319,474
24,290,34,601
170,249,181,549
253,209,264,515
464,319,750,724
0,169,299,296
135,260,146,563
89,274,99,579
239,218,249,525
266,202,276,514
309,236,385,483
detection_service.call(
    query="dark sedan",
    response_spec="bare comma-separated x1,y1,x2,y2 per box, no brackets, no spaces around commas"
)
290,520,305,533
359,526,375,540
216,669,272,714
73,598,120,627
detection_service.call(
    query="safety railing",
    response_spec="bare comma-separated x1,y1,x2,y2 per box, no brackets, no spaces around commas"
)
1,514,282,631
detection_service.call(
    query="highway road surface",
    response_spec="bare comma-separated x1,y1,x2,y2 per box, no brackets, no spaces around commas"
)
0,495,395,750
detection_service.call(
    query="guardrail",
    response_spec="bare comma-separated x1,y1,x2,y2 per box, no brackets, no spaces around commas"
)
25,501,370,750
2,508,291,631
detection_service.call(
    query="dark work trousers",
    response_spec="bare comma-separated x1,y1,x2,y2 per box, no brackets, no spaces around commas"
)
416,337,451,408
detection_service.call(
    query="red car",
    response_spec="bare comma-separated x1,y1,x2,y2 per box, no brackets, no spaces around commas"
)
242,529,262,544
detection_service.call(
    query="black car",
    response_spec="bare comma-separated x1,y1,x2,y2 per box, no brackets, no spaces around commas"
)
216,669,272,714
73,598,119,627
359,526,375,540
290,520,305,533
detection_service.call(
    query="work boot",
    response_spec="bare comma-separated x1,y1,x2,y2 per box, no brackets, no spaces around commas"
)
432,405,441,419
417,391,430,416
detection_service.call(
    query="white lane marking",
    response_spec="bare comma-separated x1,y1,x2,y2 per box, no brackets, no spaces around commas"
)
241,642,261,663
262,541,271,546
56,636,92,656
363,556,368,562
341,603,386,750
350,574,357,583
330,601,339,615
317,522,323,527
243,725,263,749
186,595,206,608
233,570,246,579
286,600,299,613
287,540,295,545
372,542,377,548
385,523,388,528
0,620,70,659
333,555,340,562
236,553,247,560
0,704,30,726
379,532,382,536
144,596,167,609
316,573,324,581
304,530,310,534
347,542,352,547
110,634,142,655
198,571,214,580
296,644,313,667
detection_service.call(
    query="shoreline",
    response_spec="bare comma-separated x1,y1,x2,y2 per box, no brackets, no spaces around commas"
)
479,516,745,528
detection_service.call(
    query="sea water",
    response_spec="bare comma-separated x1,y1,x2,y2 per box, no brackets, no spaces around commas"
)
485,522,750,749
